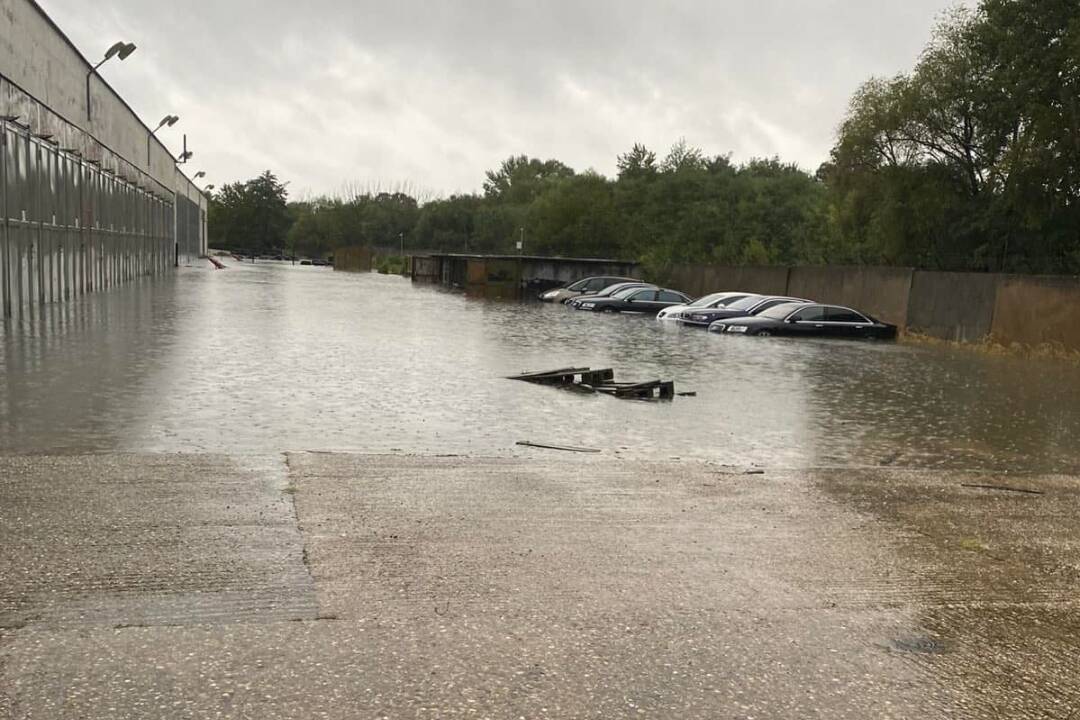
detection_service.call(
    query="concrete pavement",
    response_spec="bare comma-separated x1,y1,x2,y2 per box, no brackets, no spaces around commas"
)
1,453,1077,718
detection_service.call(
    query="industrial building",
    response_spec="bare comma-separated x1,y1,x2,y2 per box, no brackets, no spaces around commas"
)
0,0,207,320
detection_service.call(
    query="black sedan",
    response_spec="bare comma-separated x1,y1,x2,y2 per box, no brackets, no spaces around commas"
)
576,286,693,313
677,295,810,327
567,282,656,308
709,302,898,339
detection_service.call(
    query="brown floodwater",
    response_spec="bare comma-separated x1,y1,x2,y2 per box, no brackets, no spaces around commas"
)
3,262,1080,471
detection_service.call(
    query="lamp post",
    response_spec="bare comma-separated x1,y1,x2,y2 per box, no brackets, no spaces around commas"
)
86,41,136,121
177,134,193,164
148,114,179,164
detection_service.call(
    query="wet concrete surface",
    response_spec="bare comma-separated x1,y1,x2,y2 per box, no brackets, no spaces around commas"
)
2,452,1078,718
0,454,316,630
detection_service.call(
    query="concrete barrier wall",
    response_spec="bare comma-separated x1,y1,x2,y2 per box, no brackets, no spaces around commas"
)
418,255,1080,351
786,266,914,328
667,265,789,297
907,271,1000,342
334,246,372,272
991,276,1080,349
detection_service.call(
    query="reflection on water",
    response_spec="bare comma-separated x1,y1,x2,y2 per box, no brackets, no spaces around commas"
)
3,262,1080,471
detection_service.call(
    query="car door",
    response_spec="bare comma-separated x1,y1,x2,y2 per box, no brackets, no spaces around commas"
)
625,289,659,312
656,290,687,309
822,307,873,337
786,305,829,335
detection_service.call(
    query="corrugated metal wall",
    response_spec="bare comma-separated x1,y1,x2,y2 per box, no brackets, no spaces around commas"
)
0,119,174,320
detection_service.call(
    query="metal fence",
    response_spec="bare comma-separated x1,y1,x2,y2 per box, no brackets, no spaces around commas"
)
0,119,175,321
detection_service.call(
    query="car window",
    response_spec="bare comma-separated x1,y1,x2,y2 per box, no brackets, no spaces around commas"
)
826,307,868,323
657,291,684,302
757,302,804,320
631,290,658,302
688,292,724,307
792,306,828,322
752,299,796,313
566,279,588,291
713,294,748,307
585,278,609,291
725,295,763,311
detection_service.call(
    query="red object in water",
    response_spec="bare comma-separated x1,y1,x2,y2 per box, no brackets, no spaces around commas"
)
208,256,226,270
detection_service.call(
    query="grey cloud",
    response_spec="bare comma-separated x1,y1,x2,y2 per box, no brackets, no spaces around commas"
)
39,0,959,197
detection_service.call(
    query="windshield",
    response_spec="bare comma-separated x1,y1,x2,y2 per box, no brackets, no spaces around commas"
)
687,292,729,307
602,283,647,296
758,303,804,320
611,286,642,298
565,278,589,291
724,295,764,311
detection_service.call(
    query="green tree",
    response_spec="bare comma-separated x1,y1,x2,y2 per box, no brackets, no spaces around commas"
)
208,170,291,254
482,156,575,204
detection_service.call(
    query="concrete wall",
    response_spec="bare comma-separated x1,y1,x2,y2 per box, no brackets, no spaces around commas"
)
702,266,789,297
991,276,1080,349
334,246,373,273
787,266,914,328
666,263,1080,351
0,0,207,262
907,271,1000,343
0,0,181,190
665,265,788,297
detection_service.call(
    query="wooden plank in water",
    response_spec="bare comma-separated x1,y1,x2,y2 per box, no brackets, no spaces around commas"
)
516,441,602,453
506,367,589,381
508,367,615,387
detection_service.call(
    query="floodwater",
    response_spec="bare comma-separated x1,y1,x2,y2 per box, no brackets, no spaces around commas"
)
3,262,1080,472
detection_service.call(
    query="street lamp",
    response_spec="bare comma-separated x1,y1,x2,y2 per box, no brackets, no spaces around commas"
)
148,114,179,164
86,41,136,121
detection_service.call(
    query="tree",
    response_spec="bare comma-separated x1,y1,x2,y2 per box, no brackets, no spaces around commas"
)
616,143,658,180
660,138,706,173
526,173,624,258
482,156,575,204
208,170,291,254
825,0,1080,273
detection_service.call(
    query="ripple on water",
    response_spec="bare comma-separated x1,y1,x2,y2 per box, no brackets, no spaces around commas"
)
2,262,1080,472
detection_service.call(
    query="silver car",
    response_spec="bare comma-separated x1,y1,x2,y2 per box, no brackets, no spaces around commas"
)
539,276,640,303
656,291,755,321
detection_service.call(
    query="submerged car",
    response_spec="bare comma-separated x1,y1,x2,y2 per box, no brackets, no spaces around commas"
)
678,294,811,327
656,291,754,322
539,276,640,303
709,302,898,339
577,286,693,313
567,282,656,308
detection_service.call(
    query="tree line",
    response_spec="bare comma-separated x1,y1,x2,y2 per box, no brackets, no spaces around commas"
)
208,0,1079,275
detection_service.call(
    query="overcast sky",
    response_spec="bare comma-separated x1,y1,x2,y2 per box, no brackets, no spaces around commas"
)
42,0,958,199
